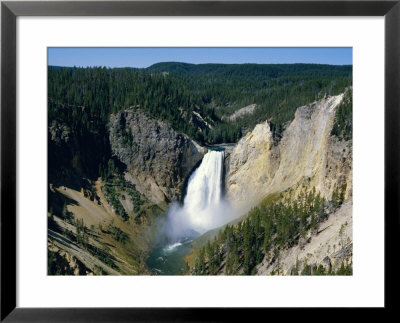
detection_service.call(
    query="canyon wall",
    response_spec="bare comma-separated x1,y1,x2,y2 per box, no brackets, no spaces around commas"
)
109,108,207,206
226,94,352,211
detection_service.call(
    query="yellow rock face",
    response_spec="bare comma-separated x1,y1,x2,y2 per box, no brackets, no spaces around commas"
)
226,94,352,212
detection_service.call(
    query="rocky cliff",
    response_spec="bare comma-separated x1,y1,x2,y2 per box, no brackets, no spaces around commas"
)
226,94,352,211
109,108,207,206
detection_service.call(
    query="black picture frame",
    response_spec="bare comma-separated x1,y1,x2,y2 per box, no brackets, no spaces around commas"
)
1,0,399,321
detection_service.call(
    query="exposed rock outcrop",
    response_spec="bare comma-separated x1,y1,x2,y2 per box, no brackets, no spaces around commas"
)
226,94,352,210
109,108,207,205
222,104,257,122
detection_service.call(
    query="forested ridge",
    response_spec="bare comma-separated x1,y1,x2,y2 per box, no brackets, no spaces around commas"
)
49,62,352,145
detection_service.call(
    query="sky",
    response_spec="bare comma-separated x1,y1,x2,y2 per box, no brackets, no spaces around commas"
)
48,47,352,68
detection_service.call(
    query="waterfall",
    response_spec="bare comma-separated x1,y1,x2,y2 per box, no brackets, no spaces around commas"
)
183,150,224,230
166,150,230,240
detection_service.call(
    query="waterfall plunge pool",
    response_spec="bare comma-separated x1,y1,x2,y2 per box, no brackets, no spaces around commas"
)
146,237,194,275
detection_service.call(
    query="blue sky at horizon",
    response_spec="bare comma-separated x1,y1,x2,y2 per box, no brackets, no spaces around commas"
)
48,48,352,68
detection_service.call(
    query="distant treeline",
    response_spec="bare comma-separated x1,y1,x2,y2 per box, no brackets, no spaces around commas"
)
48,62,352,145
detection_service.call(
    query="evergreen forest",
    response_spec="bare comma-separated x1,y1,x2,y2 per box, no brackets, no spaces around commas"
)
49,62,352,146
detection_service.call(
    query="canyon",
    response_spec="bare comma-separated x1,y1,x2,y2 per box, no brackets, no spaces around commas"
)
47,63,352,276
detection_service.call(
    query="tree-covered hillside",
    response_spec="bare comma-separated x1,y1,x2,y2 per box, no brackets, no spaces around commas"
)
49,63,351,145
188,186,350,276
48,63,352,182
148,62,352,140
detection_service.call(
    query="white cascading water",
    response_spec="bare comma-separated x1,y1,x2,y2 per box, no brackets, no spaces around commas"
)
184,150,224,229
166,150,230,240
